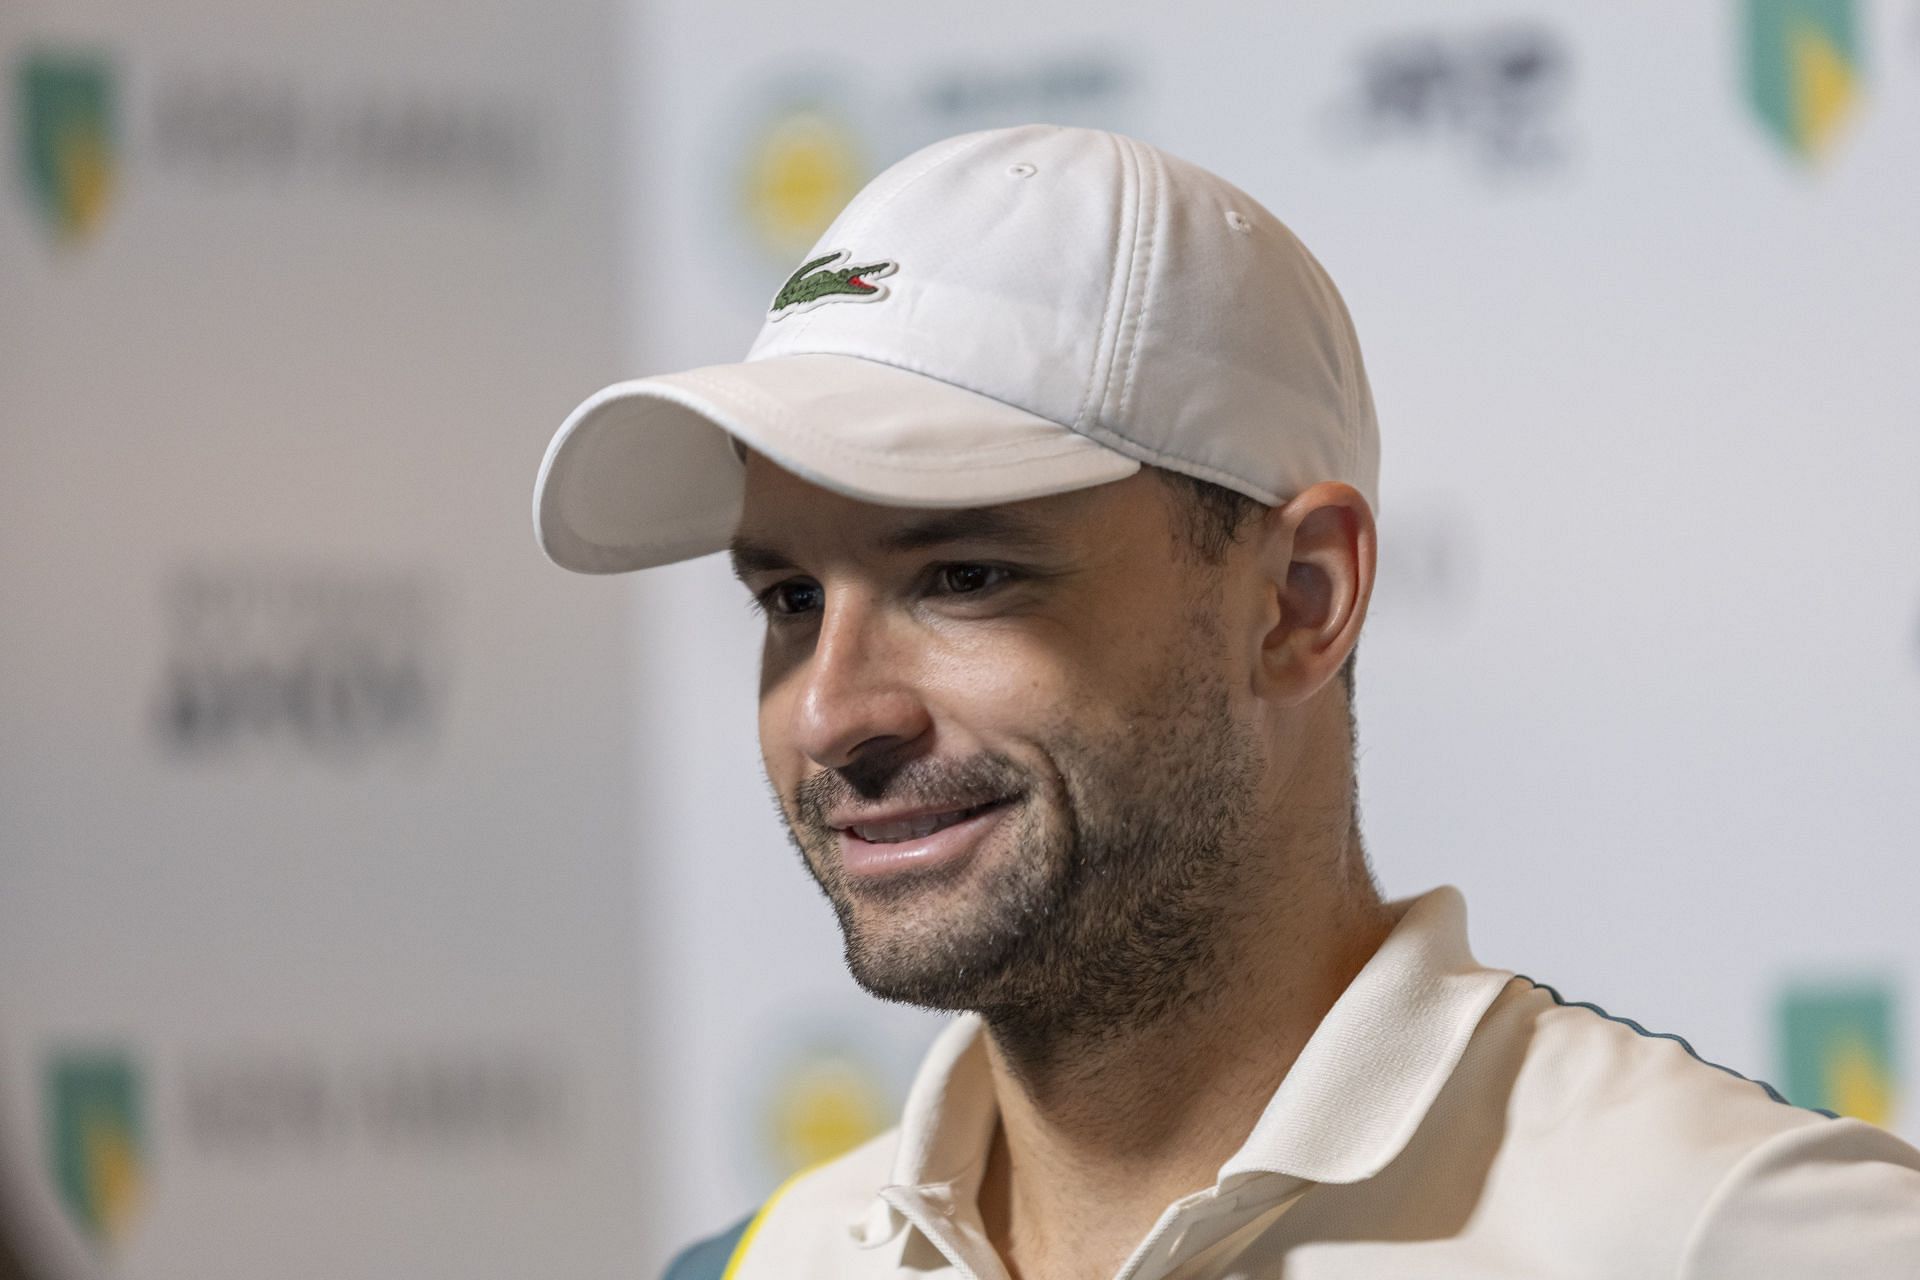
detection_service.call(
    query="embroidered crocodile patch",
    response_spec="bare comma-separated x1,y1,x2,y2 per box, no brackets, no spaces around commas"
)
769,249,896,319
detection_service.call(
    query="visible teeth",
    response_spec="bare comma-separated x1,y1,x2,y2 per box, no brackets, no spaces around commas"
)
852,801,993,844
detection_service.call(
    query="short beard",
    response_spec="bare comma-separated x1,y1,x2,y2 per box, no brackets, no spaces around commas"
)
775,596,1264,1078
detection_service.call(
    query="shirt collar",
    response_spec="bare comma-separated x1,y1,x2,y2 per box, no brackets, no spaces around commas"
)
885,1009,999,1193
869,884,1512,1219
1218,883,1512,1185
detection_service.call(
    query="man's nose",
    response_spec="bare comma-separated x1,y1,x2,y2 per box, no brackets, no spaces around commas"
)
790,594,930,772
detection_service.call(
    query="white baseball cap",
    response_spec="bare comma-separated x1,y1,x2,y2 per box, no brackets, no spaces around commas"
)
533,123,1379,574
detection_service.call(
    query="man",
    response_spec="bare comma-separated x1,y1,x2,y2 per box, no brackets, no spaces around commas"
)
533,125,1920,1278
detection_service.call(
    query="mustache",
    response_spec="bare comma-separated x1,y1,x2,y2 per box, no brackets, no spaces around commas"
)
791,750,1031,832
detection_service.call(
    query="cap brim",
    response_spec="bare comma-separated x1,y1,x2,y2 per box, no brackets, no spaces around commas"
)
533,353,1142,573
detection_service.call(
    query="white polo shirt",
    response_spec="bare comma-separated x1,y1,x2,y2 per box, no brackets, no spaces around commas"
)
690,886,1920,1279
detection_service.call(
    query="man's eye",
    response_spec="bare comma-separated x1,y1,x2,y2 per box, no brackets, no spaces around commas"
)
934,564,1010,595
750,566,1012,620
756,581,822,617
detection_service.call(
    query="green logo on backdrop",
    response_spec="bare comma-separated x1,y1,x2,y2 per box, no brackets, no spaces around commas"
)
1777,981,1898,1126
16,49,118,242
45,1051,146,1246
1741,0,1863,161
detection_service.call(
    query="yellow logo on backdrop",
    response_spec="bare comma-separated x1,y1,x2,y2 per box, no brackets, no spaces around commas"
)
763,1047,889,1176
1823,1031,1896,1127
740,107,868,263
18,49,118,243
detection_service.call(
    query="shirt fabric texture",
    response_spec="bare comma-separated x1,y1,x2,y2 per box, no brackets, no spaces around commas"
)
671,885,1920,1279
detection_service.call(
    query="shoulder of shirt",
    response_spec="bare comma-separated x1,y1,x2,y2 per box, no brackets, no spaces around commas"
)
663,1127,901,1280
1678,1115,1920,1277
1479,974,1920,1271
1501,972,1823,1118
1490,973,1838,1165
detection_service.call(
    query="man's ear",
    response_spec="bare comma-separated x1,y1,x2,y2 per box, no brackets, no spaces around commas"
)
1251,482,1375,706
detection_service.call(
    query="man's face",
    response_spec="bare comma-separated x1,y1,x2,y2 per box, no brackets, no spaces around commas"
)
733,456,1267,1045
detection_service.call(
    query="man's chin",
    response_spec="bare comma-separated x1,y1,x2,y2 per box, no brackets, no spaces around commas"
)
831,887,1032,1011
840,935,1008,1012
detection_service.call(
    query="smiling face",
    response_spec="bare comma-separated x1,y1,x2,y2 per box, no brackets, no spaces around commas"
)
733,454,1275,1048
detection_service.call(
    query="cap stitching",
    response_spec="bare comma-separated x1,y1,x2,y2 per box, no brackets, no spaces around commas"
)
1294,234,1365,491
1071,418,1284,506
1341,307,1367,491
1108,134,1151,424
1097,134,1143,424
1346,338,1362,488
1336,260,1367,485
1115,139,1164,421
1072,130,1133,432
1095,133,1145,426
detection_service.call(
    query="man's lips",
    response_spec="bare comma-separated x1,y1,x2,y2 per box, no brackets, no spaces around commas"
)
830,797,1018,880
836,798,1010,844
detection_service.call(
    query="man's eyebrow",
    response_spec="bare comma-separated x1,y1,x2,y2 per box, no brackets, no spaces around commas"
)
876,507,1055,554
728,507,1057,582
727,539,797,582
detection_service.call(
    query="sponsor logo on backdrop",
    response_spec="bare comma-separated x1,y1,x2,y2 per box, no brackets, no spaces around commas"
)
915,54,1135,130
154,564,446,764
739,102,870,265
758,1042,891,1180
14,43,542,246
45,1049,146,1249
1777,980,1899,1125
181,1044,568,1156
16,49,119,244
150,65,541,195
1742,0,1863,162
1323,24,1573,175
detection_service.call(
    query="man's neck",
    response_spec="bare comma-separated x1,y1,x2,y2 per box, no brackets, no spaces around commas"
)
973,860,1396,1280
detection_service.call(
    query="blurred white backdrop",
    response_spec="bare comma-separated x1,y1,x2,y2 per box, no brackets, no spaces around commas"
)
4,2,1916,1277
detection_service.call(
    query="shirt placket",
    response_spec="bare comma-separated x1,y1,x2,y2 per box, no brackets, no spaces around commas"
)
1117,1176,1314,1280
880,1183,1010,1280
877,1172,1310,1280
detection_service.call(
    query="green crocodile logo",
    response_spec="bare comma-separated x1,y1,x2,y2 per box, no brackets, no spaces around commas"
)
769,250,896,319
